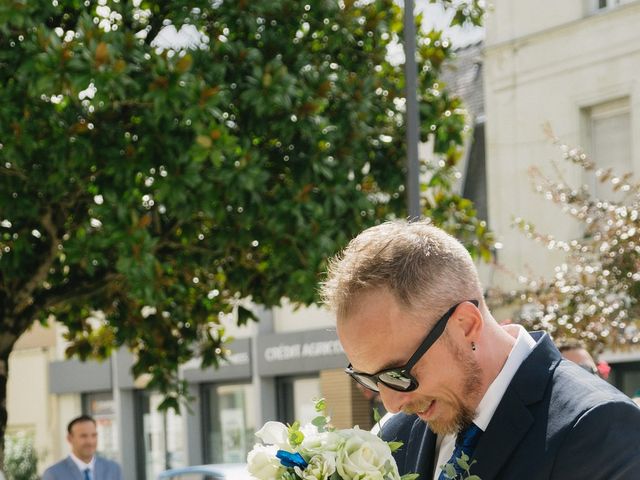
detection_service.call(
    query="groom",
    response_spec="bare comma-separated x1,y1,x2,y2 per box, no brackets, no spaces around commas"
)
321,220,640,480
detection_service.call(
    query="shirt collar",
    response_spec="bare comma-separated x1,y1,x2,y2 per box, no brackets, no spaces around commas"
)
69,452,95,473
473,324,536,431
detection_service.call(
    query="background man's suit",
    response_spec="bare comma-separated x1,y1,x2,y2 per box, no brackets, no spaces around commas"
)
382,332,640,479
42,456,123,480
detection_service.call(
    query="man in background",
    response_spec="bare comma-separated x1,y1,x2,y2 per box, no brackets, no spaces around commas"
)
42,415,123,480
557,339,600,376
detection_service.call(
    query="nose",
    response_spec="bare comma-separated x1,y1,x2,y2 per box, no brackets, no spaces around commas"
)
378,384,410,414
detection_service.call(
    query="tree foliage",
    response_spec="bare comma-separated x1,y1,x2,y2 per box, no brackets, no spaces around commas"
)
490,132,640,353
0,0,490,442
4,432,38,480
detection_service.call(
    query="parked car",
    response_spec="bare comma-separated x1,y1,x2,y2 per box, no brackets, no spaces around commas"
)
156,463,252,480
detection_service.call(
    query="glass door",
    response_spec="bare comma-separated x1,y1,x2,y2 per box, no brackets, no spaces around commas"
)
202,383,256,464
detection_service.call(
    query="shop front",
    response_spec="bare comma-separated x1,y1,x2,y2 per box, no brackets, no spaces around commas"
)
256,328,375,430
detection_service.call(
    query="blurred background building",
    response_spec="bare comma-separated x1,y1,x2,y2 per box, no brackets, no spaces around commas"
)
10,304,375,479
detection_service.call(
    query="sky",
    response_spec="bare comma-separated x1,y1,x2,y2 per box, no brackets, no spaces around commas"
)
418,2,485,48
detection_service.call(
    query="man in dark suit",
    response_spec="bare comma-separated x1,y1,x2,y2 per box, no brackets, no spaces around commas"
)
43,415,123,480
321,220,640,480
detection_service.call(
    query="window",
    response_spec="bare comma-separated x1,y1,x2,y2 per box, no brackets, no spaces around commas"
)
135,391,186,480
202,383,256,464
276,376,321,426
608,361,640,398
592,0,636,11
583,97,632,199
83,391,119,461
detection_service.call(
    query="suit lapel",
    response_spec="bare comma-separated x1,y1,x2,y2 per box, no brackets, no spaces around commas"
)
471,332,562,479
94,457,104,480
64,457,84,480
471,387,534,479
404,417,438,478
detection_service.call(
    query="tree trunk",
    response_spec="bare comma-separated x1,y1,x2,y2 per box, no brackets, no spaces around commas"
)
0,350,9,473
0,321,22,474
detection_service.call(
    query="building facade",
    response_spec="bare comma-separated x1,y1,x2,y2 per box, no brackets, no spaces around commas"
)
483,0,640,392
9,302,377,479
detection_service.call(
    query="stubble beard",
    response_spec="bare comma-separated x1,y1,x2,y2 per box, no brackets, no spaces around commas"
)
407,342,483,436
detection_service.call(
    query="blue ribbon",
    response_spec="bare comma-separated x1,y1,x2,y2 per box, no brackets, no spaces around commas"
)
276,449,308,469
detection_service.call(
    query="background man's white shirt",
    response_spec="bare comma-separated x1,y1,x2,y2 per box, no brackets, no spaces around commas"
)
69,452,95,478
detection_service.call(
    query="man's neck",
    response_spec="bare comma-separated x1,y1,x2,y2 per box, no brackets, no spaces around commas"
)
478,322,518,396
70,451,94,466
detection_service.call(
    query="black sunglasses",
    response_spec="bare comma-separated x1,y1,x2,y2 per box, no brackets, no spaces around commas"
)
345,300,479,393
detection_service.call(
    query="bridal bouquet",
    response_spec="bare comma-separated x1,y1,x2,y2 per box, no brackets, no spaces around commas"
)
247,399,418,480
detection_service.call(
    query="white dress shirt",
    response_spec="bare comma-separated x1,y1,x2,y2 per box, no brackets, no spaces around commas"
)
432,325,536,480
69,452,95,479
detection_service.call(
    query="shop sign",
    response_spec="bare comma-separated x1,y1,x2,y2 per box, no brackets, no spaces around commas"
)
257,329,347,376
183,337,252,383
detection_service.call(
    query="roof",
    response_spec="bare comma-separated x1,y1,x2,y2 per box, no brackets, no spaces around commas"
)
440,41,484,120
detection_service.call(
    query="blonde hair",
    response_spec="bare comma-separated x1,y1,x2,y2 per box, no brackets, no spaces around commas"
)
320,220,484,321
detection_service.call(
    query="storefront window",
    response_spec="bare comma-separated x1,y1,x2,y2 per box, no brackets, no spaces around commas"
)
83,392,118,461
135,391,186,480
609,361,640,399
203,383,256,464
277,376,321,425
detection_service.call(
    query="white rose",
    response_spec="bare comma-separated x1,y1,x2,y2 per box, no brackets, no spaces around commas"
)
294,452,337,480
335,428,401,480
300,431,343,457
247,444,285,480
255,421,290,449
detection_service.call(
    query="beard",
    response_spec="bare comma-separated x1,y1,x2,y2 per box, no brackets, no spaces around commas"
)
404,340,483,436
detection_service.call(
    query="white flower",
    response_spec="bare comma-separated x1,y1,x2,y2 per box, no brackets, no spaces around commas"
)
300,430,343,457
336,427,401,480
255,421,290,449
294,452,337,480
247,444,285,480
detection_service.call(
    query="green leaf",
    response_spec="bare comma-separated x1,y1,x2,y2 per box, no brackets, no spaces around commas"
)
387,441,403,453
237,305,257,326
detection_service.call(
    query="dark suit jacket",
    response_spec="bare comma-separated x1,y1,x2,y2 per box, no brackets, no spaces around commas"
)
382,332,640,479
42,456,123,480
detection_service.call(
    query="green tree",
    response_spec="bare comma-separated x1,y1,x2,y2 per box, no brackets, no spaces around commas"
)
0,0,491,462
490,132,640,353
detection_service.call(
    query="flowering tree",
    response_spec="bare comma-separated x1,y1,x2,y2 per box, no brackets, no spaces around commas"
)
0,0,491,463
491,133,640,353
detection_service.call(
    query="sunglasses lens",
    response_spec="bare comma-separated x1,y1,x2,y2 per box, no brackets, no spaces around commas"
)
353,374,380,392
379,371,413,391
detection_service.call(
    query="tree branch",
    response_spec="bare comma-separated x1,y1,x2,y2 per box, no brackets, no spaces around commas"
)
0,165,28,181
19,272,124,325
12,208,60,317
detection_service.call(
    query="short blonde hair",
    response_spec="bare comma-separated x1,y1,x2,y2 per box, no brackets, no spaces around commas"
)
320,220,483,321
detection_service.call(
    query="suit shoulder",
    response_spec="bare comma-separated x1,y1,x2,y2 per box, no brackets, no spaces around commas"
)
552,361,632,409
97,455,122,468
42,460,67,479
545,360,639,444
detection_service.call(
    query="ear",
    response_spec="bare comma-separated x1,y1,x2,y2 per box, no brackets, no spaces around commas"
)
452,300,483,342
